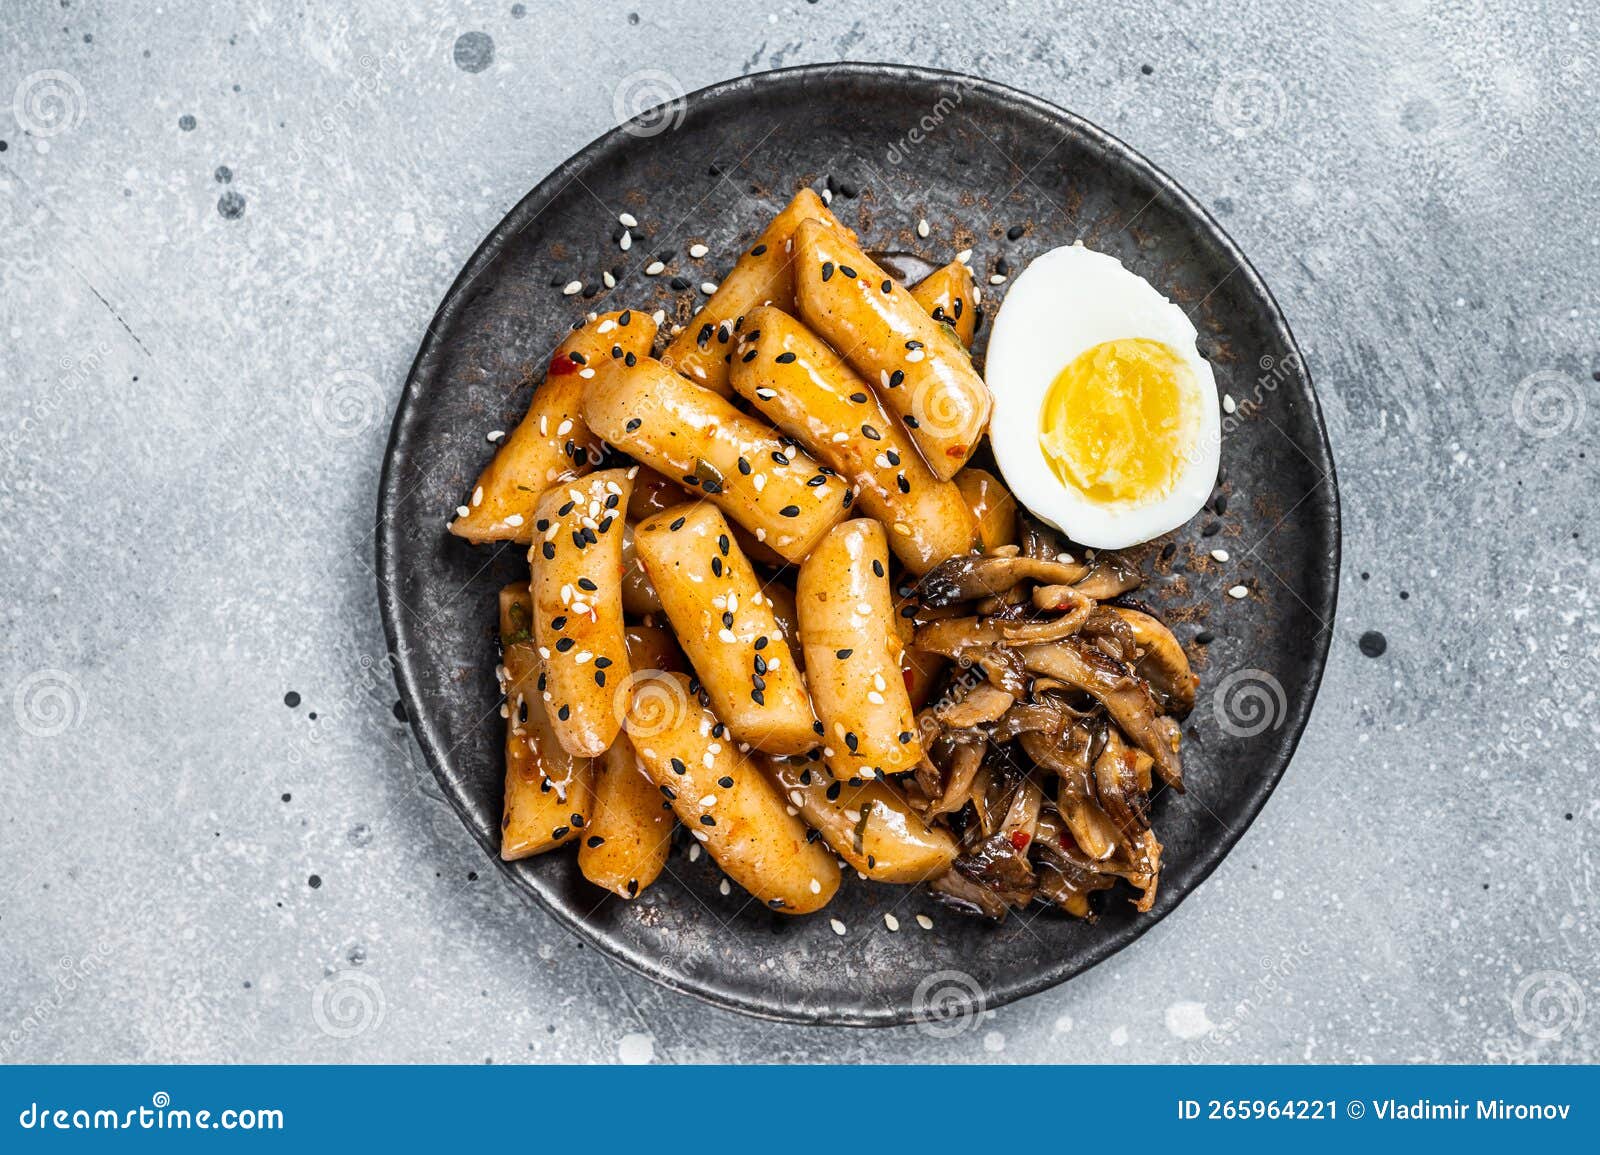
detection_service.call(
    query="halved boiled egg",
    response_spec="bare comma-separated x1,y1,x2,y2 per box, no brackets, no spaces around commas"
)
985,243,1220,550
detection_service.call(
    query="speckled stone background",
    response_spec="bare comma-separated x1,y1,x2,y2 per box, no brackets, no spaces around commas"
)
2,0,1595,1064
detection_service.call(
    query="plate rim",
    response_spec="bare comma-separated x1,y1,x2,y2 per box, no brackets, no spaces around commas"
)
376,61,1342,1027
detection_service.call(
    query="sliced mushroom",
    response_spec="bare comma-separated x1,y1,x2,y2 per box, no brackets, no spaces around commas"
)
928,867,1014,921
1109,607,1198,715
917,554,1092,607
1017,639,1183,791
934,682,1015,728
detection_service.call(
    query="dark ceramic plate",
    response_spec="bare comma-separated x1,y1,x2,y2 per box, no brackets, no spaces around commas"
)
377,64,1339,1026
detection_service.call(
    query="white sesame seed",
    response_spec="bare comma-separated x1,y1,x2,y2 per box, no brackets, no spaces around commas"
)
619,229,632,251
1223,394,1237,414
915,914,933,930
699,794,716,807
821,187,833,205
486,429,505,442
905,349,925,362
719,878,731,896
455,505,470,518
1211,548,1230,562
867,691,885,704
1228,584,1249,599
618,211,638,228
955,248,972,264
504,513,524,527
692,829,708,842
562,280,582,295
556,419,573,437
700,281,719,294
602,270,616,289
830,918,847,936
809,878,822,894
651,309,666,325
972,285,983,305
578,367,595,379
688,843,701,863
916,218,930,238
472,486,484,507
644,260,665,276
989,273,1007,285
689,242,709,259
884,913,899,931
597,319,616,334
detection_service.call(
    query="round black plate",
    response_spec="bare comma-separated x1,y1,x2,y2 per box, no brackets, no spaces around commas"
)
376,64,1339,1026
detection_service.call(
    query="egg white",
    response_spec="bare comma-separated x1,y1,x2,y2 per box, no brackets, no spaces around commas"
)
984,243,1220,550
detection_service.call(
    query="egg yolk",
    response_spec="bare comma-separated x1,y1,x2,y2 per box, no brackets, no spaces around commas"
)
1038,337,1194,505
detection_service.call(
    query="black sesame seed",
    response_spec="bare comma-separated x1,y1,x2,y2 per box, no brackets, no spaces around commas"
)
717,776,734,788
536,518,550,531
775,351,797,364
839,265,857,279
903,415,920,428
845,733,859,752
669,516,686,531
881,279,892,293
699,814,716,826
670,757,687,775
737,457,751,475
558,501,575,516
542,542,556,560
768,898,786,908
624,352,636,366
996,256,1010,275
660,784,677,799
611,345,624,359
751,689,766,704
812,720,824,735
751,674,765,690
807,475,827,487
717,534,730,556
826,781,842,801
905,339,923,350
821,261,835,281
888,369,905,388
671,276,691,290
618,310,632,326
577,577,597,591
557,704,571,721
551,615,567,630
872,560,884,578
779,505,800,517
556,638,575,652
586,835,605,848
551,826,569,839
711,557,724,577
897,474,911,494
886,450,901,466
572,531,587,548
594,671,606,686
742,348,758,362
1195,630,1215,645
753,655,768,675
1007,224,1025,240
753,636,769,651
861,424,881,440
626,879,639,896
835,648,853,659
771,450,790,465
898,731,913,743
849,392,868,403
1214,493,1229,516
595,657,612,668
722,611,734,629
751,244,768,256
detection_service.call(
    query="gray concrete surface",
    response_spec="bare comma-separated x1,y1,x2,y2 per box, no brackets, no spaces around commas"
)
1,0,1595,1064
